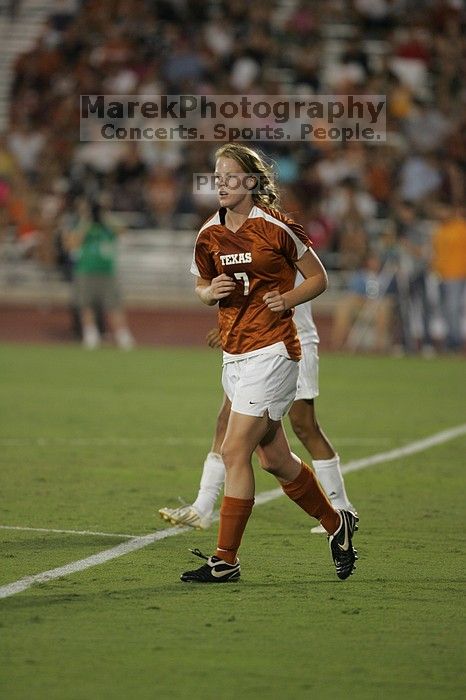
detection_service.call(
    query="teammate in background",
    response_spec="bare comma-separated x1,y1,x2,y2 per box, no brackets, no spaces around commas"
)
160,294,356,535
176,143,358,584
65,196,134,350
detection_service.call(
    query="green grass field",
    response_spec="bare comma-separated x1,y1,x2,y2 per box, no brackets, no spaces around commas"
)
1,343,465,700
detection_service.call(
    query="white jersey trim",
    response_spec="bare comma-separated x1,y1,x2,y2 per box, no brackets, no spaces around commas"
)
249,207,309,259
222,341,292,365
199,211,221,233
191,207,309,276
190,211,221,277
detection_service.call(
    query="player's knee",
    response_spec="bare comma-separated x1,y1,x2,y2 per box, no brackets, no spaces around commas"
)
220,441,231,466
290,413,319,444
220,440,245,470
290,416,310,443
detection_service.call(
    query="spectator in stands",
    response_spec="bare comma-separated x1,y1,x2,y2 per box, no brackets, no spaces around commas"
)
431,204,466,353
65,195,134,350
354,0,398,34
49,0,75,33
1,0,465,357
323,177,377,227
390,25,431,94
341,35,371,78
331,249,397,353
2,0,21,21
316,147,361,190
398,154,442,204
145,165,179,229
7,122,45,183
163,35,205,91
327,37,370,91
336,218,370,272
0,133,18,183
6,174,40,257
364,146,393,217
402,98,452,154
302,199,336,267
112,143,148,213
395,201,435,354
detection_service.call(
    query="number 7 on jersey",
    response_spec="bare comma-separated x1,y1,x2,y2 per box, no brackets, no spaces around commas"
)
234,271,250,296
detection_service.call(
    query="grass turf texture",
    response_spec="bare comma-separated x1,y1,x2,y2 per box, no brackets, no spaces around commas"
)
0,343,465,699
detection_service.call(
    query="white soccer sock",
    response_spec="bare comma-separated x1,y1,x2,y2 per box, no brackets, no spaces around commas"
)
82,325,100,349
192,452,225,516
312,454,351,510
115,328,135,350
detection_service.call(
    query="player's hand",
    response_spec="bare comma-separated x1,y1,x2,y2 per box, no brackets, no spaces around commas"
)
206,327,221,348
263,289,288,313
210,273,236,300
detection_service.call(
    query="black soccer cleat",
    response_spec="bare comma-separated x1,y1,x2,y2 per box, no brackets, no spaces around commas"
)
328,510,359,580
180,548,240,583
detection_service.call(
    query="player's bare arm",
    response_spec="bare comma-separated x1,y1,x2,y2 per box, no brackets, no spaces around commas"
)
195,274,236,306
206,327,222,348
263,249,328,313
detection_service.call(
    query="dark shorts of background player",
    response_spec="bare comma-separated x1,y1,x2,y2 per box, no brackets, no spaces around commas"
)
75,274,122,311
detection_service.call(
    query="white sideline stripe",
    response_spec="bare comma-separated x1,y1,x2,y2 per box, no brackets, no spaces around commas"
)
1,423,465,601
341,423,466,475
0,525,137,539
0,525,192,600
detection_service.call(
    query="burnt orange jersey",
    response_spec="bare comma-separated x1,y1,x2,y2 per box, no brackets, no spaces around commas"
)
191,205,310,360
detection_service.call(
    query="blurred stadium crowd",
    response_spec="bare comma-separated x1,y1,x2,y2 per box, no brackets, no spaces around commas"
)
0,0,465,352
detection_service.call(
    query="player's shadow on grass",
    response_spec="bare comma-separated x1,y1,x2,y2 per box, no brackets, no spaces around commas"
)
4,573,464,611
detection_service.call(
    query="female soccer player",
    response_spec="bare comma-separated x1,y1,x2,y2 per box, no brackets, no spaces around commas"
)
180,144,358,583
160,309,356,535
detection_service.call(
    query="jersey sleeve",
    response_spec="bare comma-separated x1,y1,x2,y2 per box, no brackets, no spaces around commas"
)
279,220,310,263
190,230,217,280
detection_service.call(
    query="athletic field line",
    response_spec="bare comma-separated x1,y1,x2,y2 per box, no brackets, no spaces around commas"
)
1,423,465,601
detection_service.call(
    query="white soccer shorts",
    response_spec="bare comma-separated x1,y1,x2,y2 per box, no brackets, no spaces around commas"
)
222,353,299,421
295,342,320,401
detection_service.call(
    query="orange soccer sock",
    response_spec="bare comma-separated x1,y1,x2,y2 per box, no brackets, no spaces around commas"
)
215,495,255,564
281,462,340,534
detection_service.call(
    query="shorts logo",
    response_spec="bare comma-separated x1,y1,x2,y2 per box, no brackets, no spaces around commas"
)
220,252,252,266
